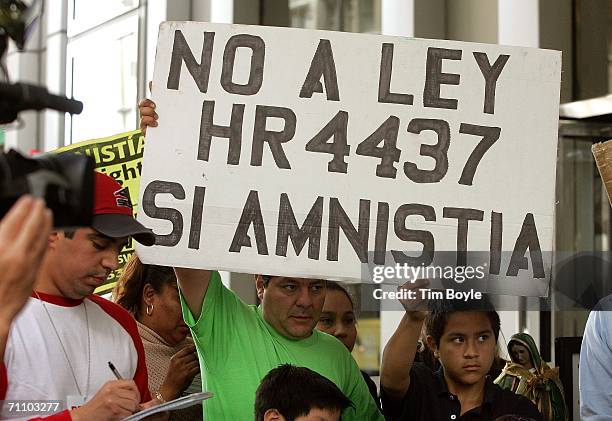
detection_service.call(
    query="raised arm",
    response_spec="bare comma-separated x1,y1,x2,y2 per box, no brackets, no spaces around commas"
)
174,268,212,320
380,279,429,399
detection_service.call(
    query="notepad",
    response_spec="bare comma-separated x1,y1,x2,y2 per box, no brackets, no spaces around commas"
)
122,391,213,421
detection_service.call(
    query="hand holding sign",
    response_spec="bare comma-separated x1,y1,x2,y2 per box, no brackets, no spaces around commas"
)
397,279,430,322
139,98,157,135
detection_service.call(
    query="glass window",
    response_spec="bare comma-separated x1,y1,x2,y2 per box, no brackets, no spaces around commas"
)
68,0,139,36
65,12,138,144
289,0,380,33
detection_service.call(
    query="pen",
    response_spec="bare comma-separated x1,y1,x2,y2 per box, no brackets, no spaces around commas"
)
108,361,123,380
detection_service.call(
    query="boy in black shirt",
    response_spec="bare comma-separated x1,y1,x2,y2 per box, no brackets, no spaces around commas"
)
380,280,542,421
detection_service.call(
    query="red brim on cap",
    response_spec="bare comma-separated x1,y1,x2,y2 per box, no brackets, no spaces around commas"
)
92,214,156,246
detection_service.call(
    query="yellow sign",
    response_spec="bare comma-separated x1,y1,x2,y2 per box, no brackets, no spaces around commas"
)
54,130,145,293
352,318,380,374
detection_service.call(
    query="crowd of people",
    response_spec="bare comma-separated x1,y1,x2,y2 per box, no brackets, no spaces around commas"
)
0,98,606,421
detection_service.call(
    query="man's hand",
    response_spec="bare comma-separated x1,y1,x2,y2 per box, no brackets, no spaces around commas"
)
70,380,141,421
0,196,52,330
397,278,430,322
139,98,158,135
159,344,199,400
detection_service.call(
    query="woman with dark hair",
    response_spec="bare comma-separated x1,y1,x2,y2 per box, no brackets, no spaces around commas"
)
316,282,381,409
114,254,201,420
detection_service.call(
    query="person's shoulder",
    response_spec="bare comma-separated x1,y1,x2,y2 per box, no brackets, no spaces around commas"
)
410,362,437,379
206,271,249,309
316,330,352,352
490,382,542,419
594,294,612,311
87,295,144,349
313,331,360,367
411,361,435,373
88,294,137,328
584,298,612,340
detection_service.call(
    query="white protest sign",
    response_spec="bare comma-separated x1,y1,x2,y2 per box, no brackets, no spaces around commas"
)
137,21,561,295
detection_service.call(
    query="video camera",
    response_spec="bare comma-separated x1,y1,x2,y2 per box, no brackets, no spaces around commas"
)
0,0,93,227
0,149,94,226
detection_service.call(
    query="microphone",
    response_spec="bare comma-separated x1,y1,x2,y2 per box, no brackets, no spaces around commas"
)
0,81,83,123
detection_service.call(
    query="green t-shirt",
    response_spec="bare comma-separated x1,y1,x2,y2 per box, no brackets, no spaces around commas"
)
179,272,384,420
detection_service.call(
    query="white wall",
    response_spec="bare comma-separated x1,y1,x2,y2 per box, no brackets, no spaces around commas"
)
498,0,539,47
381,0,414,37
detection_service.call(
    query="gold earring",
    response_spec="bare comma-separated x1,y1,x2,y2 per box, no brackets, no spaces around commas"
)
146,303,154,316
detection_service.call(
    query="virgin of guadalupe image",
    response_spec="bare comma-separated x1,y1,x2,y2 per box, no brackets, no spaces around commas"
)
495,333,568,421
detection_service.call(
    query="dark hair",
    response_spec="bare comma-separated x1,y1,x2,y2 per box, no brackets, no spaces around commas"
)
254,364,352,421
260,274,272,287
259,275,329,290
425,295,500,347
63,229,76,239
113,254,176,318
326,281,354,309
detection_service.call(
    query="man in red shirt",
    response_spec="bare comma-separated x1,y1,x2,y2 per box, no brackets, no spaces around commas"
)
3,172,161,421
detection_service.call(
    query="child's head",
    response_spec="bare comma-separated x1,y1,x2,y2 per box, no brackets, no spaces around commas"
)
255,364,352,421
425,297,500,387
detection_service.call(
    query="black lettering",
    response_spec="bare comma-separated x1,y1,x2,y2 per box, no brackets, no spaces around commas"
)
473,52,510,114
299,39,340,101
188,186,206,250
458,124,501,186
327,198,370,263
229,190,269,255
423,47,462,109
507,213,545,278
355,116,401,179
490,211,502,275
167,30,215,93
141,180,185,246
221,34,265,95
198,100,244,165
305,111,350,173
374,202,390,265
392,204,435,266
120,163,138,181
378,43,414,105
276,194,323,259
443,207,484,266
250,105,296,169
404,118,450,183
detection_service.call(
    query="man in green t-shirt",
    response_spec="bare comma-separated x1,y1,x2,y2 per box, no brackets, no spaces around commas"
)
175,268,383,420
140,98,383,421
